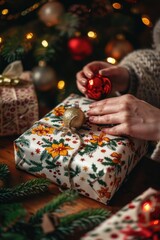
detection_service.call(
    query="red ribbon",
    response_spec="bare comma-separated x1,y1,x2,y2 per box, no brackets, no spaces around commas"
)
121,225,160,240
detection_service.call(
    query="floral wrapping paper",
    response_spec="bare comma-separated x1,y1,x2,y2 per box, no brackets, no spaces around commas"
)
0,83,38,136
81,188,158,240
14,93,147,204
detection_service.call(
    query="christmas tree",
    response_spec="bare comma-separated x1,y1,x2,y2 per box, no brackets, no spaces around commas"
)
0,0,160,109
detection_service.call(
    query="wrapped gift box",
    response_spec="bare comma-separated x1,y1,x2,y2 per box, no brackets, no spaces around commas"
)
14,93,147,204
0,83,38,136
81,188,159,239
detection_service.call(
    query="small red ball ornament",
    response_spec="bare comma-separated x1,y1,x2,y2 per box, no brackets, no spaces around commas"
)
138,192,160,233
86,74,112,100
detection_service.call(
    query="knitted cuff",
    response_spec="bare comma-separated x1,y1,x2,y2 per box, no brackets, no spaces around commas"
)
150,141,160,162
119,65,139,95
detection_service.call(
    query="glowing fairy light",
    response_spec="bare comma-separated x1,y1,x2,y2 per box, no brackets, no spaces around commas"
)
112,2,122,10
1,8,9,15
0,37,3,44
142,202,151,212
141,15,152,27
106,57,117,64
41,40,48,47
26,32,34,40
57,80,65,90
87,31,97,39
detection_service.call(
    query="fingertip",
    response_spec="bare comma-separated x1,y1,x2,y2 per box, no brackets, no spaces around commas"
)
102,127,113,135
81,78,87,85
84,69,94,78
89,103,95,108
88,71,93,77
88,116,94,122
82,87,87,94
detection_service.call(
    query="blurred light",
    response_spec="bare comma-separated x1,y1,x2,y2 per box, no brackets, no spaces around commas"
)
75,31,81,37
2,9,9,15
39,60,46,67
0,37,3,44
112,2,122,10
141,15,152,27
131,7,140,14
32,3,39,9
57,80,65,90
41,40,48,47
87,31,97,39
142,202,151,212
106,57,117,64
153,220,160,225
26,32,34,40
116,34,125,40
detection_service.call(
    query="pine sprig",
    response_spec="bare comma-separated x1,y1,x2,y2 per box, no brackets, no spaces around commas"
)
0,203,26,229
1,40,25,63
57,13,80,37
60,208,109,227
30,190,78,224
0,178,51,202
0,164,9,181
52,208,110,239
0,232,27,240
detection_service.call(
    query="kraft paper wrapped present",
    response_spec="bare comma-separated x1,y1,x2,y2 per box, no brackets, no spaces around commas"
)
81,188,159,240
0,61,39,136
14,93,148,204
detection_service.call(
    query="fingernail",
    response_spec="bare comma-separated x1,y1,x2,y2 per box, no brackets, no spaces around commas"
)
82,87,86,93
82,78,87,85
89,104,94,108
89,116,94,122
87,72,93,78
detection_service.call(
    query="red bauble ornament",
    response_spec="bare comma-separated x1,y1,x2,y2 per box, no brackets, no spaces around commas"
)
68,37,93,61
138,192,160,233
86,74,112,100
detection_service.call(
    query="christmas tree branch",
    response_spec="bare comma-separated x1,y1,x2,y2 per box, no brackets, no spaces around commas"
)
0,203,26,230
0,164,9,181
0,178,51,203
52,208,110,239
60,208,110,227
30,190,78,224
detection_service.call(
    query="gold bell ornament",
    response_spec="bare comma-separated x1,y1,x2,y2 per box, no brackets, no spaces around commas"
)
63,104,86,130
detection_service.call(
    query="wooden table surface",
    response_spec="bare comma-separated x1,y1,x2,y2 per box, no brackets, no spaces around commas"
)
1,134,160,217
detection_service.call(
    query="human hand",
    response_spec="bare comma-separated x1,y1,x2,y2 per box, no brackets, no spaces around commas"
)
87,94,160,141
76,61,130,96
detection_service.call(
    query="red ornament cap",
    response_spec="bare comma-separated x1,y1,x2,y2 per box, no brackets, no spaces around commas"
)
86,74,112,100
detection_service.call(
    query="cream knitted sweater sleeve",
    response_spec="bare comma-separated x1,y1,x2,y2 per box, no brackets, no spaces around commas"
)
118,19,160,161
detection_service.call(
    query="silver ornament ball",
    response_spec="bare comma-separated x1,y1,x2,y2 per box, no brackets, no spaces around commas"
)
32,62,57,91
38,1,64,27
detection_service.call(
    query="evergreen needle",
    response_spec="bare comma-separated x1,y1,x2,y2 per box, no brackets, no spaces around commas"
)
0,178,51,202
30,190,78,224
0,164,9,181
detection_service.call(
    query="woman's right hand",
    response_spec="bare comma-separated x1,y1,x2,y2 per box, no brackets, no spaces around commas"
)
76,61,130,96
